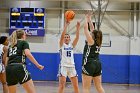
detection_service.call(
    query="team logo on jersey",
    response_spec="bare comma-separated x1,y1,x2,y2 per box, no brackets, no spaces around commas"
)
64,47,73,50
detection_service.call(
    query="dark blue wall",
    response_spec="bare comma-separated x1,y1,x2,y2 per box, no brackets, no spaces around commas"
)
129,55,140,84
26,53,140,84
100,55,129,84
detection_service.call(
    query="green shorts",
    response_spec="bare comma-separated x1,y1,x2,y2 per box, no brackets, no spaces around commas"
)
82,60,102,77
6,63,31,86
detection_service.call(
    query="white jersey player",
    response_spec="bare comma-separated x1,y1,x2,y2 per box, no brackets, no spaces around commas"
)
58,21,80,93
0,36,9,93
60,42,74,67
0,44,4,73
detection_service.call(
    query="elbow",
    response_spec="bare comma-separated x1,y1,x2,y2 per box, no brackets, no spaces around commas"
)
88,39,94,45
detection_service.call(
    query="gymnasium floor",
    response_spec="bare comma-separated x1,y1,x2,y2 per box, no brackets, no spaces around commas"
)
0,81,140,93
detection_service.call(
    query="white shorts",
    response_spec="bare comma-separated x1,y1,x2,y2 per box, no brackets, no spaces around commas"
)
58,66,78,78
0,63,5,73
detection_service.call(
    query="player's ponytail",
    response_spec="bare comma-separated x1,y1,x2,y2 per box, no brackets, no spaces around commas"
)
10,30,17,47
10,29,24,47
92,30,102,47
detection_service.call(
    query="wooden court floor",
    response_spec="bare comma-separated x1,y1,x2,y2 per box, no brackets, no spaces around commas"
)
0,81,140,93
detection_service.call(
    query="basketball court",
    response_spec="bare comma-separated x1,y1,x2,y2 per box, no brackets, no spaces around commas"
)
0,0,140,93
0,81,140,93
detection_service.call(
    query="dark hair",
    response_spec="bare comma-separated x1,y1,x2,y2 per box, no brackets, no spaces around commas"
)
65,34,70,38
92,30,102,47
0,36,8,44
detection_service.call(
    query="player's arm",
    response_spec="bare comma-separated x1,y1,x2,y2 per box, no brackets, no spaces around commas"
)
2,46,8,67
72,21,80,48
84,16,94,45
87,13,94,32
24,49,44,70
23,41,44,70
5,57,9,66
59,21,69,48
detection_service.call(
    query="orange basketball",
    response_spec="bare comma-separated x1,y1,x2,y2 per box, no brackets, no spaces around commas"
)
65,10,75,21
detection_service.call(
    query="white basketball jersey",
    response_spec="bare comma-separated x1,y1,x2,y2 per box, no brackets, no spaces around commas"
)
0,44,4,64
60,43,75,67
0,44,5,73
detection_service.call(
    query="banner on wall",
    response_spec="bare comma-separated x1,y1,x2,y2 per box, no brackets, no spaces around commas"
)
9,29,45,36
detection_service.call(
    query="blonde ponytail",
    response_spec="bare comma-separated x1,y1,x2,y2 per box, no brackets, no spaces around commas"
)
10,30,17,47
10,29,25,47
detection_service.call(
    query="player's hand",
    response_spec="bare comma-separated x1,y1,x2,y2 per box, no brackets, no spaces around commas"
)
66,20,70,25
37,64,44,70
76,21,80,30
85,11,92,21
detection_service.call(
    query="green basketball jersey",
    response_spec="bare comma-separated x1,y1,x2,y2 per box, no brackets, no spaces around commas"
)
82,41,100,65
7,40,30,64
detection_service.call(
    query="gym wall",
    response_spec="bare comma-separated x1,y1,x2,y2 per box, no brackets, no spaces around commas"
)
0,0,140,84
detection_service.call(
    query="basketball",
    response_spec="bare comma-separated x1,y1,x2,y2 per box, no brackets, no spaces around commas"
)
65,10,75,21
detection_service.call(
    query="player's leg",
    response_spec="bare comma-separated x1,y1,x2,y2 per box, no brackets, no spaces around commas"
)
58,76,66,93
82,62,95,93
0,72,8,93
82,74,92,93
93,61,105,93
17,64,35,93
8,85,17,93
69,67,79,93
70,76,79,93
58,66,67,93
22,79,36,93
6,65,19,93
93,75,105,93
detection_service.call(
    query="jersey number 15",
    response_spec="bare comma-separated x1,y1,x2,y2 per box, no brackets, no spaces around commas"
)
67,51,71,57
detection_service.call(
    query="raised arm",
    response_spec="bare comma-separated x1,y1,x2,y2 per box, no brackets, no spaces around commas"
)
87,13,94,32
59,21,69,48
84,16,94,45
72,21,80,48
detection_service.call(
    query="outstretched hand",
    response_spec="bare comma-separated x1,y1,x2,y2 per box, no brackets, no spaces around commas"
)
85,11,93,22
37,64,44,70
